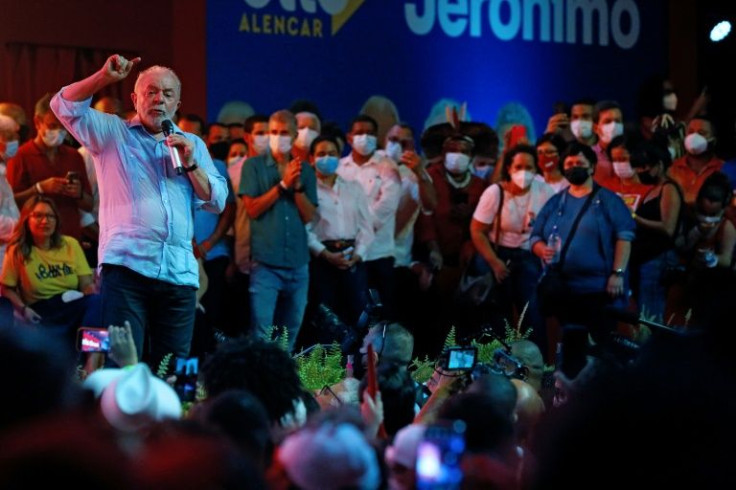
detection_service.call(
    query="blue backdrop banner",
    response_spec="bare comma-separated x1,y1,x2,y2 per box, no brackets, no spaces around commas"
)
207,0,667,140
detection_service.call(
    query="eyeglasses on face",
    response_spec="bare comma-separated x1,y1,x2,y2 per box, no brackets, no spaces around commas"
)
30,213,57,221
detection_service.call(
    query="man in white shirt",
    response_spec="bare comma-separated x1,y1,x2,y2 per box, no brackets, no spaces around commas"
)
307,135,374,326
338,115,401,318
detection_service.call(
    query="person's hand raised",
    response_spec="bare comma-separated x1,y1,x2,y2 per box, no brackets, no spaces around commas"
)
103,55,141,83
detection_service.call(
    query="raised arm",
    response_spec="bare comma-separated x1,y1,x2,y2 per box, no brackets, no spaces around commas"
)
62,55,141,102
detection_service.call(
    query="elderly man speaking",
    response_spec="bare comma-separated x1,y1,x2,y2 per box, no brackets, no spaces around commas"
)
50,55,227,366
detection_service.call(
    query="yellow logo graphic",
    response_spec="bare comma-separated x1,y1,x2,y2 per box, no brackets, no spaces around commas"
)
239,0,365,38
331,0,364,35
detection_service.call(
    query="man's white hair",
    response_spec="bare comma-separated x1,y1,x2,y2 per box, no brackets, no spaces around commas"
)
134,66,182,96
295,111,321,132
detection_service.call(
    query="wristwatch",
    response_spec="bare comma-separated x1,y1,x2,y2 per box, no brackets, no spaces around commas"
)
183,163,199,173
611,268,625,277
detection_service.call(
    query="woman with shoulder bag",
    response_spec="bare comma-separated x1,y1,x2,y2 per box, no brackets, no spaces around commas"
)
470,144,556,349
531,142,636,344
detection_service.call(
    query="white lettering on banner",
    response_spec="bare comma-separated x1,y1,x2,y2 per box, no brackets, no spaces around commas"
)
404,0,641,49
243,0,349,15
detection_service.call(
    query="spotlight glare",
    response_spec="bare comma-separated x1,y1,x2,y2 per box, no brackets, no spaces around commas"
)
710,20,731,42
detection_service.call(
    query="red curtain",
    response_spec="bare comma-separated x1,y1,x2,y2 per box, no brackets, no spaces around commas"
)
0,43,139,125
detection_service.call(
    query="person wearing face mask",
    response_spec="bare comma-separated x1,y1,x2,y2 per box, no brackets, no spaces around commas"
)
227,115,270,326
461,121,499,183
338,114,401,318
239,109,317,351
413,135,486,341
471,145,556,351
0,115,21,263
293,112,321,163
531,143,635,344
305,135,374,328
7,93,93,242
191,139,236,358
534,134,569,193
601,136,653,213
667,116,723,207
591,101,625,185
627,143,682,322
545,99,598,148
671,172,735,328
51,55,228,368
382,123,437,268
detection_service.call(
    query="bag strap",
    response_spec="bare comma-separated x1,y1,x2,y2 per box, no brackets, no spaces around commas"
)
492,183,504,251
559,185,601,268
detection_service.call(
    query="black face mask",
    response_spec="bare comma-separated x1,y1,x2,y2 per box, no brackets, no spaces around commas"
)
564,166,590,185
637,171,658,185
209,141,230,161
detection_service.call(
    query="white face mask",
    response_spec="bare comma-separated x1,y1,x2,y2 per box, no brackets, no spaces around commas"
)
252,134,269,155
385,141,402,162
684,133,708,155
2,140,18,158
444,152,471,174
295,127,319,150
613,161,635,179
269,134,293,156
42,128,66,148
227,156,243,166
663,93,678,112
599,122,624,145
511,170,534,189
351,134,377,157
570,120,593,140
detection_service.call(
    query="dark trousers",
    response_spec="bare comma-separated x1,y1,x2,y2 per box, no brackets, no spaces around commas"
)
0,297,13,329
26,293,102,355
101,265,196,368
192,256,229,357
365,257,396,320
482,248,546,352
310,257,368,327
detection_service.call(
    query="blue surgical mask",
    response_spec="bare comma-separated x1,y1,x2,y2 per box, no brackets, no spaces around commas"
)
315,156,339,176
3,140,18,158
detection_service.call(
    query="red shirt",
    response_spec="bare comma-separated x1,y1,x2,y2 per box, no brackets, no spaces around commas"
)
600,178,653,213
416,164,487,264
667,155,723,205
7,141,91,240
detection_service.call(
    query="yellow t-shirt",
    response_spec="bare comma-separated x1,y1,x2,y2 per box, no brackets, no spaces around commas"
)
1,236,92,305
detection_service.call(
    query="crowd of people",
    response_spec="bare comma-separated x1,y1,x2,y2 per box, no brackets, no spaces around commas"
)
1,55,736,487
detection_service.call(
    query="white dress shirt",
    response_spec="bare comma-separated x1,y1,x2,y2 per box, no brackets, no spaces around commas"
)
337,152,401,261
307,176,375,260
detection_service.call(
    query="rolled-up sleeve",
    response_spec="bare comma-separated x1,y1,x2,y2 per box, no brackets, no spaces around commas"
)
530,195,558,249
51,88,120,155
607,193,636,241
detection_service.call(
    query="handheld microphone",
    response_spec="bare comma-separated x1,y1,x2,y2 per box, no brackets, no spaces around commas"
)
161,119,183,175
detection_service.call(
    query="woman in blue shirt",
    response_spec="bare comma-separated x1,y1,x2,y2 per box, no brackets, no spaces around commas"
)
531,142,636,342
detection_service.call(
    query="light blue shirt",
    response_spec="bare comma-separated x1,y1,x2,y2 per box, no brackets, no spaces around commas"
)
51,89,227,288
194,158,234,261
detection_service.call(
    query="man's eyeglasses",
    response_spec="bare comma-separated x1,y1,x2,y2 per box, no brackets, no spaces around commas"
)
30,213,57,221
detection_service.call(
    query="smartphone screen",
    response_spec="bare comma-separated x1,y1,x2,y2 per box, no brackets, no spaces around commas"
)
77,327,110,352
447,347,477,371
174,357,199,402
416,421,466,489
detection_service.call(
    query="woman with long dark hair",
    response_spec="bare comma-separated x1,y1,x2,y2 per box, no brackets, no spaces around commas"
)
0,195,100,349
